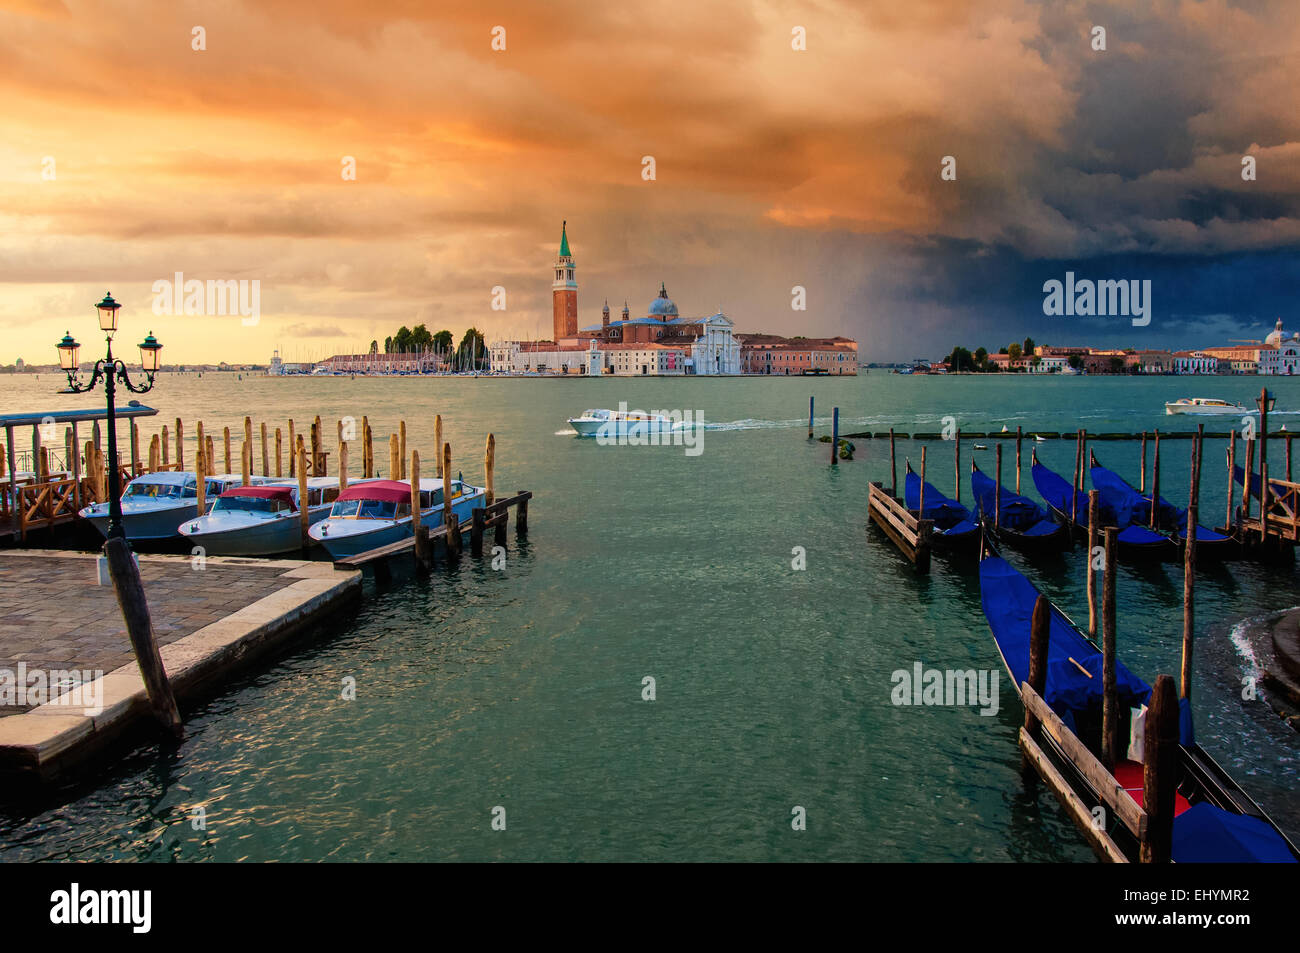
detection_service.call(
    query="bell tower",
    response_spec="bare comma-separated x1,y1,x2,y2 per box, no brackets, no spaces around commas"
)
552,221,578,340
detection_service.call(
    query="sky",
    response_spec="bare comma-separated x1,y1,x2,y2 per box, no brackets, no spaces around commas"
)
1,0,1298,365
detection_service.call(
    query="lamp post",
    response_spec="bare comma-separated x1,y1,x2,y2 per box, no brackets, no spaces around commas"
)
57,292,163,541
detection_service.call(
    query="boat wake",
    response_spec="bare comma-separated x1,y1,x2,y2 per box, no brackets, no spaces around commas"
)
555,428,577,436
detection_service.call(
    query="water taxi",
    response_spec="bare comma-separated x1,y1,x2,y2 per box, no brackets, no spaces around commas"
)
309,477,486,560
1164,398,1249,416
567,409,691,438
79,471,270,540
178,477,375,556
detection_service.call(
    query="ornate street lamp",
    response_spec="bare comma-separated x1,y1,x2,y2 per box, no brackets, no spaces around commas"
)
56,292,163,540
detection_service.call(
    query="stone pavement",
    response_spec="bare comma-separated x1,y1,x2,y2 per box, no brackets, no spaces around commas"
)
0,550,361,779
0,552,290,712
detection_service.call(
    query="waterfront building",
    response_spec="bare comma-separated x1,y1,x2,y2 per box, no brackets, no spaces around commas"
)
316,351,437,374
1172,350,1219,374
1259,341,1300,376
576,283,741,375
737,334,858,375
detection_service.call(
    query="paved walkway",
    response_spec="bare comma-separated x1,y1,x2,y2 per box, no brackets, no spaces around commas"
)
0,550,360,779
0,553,291,712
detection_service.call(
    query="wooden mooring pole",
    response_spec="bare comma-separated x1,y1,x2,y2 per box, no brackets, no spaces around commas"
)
830,407,839,465
1015,426,1022,494
808,396,814,440
1182,431,1201,701
995,442,1003,528
411,451,428,567
1071,429,1083,526
1086,490,1099,638
275,428,283,478
194,447,206,515
443,442,460,554
485,433,496,506
298,446,309,545
1101,526,1119,770
434,415,444,478
1225,432,1236,531
175,418,183,469
1021,594,1051,784
261,422,269,476
1140,432,1148,494
889,428,897,498
1141,675,1179,864
1242,438,1254,522
918,447,927,518
954,428,961,502
389,434,400,480
1149,430,1161,529
103,537,183,739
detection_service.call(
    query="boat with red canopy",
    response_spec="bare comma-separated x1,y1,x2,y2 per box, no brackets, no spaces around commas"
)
179,477,375,556
309,476,485,559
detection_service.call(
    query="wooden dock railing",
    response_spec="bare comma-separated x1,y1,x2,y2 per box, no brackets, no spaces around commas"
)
867,481,933,572
17,478,81,541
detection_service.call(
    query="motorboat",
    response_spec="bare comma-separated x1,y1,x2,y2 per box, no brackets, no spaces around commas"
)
178,477,374,556
79,471,270,540
309,477,486,560
1165,398,1249,416
567,409,693,438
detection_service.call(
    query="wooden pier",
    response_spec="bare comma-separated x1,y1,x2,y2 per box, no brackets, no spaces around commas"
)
336,490,532,577
867,481,933,572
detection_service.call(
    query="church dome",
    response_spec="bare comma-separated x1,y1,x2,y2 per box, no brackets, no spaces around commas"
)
1266,318,1285,347
648,282,678,317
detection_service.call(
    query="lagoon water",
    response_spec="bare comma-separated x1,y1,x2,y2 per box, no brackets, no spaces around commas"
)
0,371,1297,861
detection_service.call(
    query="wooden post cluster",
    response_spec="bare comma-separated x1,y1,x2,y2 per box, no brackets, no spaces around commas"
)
830,407,839,466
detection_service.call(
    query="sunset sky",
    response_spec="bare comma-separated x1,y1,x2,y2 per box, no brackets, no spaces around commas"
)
2,0,1298,365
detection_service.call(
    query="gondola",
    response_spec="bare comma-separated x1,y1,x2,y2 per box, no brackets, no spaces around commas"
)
978,538,1299,863
1091,451,1234,559
970,461,1071,553
903,461,980,554
1031,451,1176,560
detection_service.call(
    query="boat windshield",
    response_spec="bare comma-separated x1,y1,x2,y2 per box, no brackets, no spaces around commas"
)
124,482,186,499
331,499,403,519
214,496,290,514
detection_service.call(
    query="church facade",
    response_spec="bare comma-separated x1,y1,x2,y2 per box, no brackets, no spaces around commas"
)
490,224,742,375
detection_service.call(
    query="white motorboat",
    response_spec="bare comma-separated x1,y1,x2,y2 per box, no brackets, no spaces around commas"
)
80,471,274,540
178,477,375,556
1165,398,1250,416
567,408,692,438
308,477,486,560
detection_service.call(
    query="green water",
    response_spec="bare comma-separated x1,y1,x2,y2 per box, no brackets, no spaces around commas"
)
0,372,1296,861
